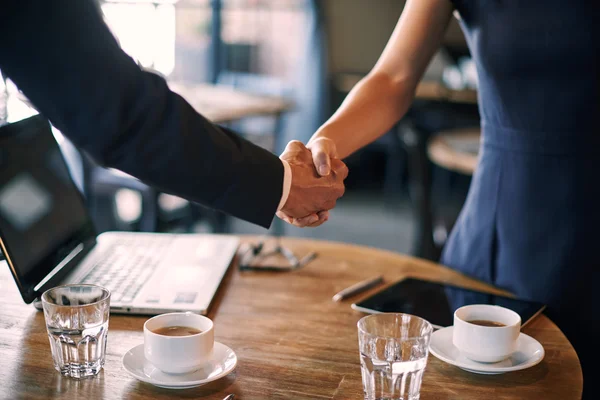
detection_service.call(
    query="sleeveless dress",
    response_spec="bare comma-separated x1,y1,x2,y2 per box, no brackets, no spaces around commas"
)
440,1,599,396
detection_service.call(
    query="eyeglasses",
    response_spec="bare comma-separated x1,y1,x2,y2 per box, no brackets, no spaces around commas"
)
237,237,317,272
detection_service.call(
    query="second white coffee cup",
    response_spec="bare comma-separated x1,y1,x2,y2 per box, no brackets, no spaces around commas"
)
143,312,214,374
452,304,521,363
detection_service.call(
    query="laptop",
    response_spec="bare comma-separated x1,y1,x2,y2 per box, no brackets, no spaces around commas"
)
0,115,239,315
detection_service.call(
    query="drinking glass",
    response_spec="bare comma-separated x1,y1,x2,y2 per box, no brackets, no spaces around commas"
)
41,284,111,378
358,313,433,400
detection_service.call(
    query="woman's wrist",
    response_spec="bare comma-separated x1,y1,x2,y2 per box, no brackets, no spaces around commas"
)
308,124,337,146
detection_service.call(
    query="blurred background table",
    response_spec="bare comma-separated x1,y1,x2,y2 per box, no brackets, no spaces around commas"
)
0,236,582,400
167,81,293,125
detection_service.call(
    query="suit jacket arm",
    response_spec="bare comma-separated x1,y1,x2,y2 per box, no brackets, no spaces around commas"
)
0,0,283,228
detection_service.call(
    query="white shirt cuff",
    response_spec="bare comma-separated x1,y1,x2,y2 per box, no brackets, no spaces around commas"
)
277,159,292,211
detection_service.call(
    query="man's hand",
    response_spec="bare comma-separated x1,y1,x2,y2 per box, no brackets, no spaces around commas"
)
277,140,347,227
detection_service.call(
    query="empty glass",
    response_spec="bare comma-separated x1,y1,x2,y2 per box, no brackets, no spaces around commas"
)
358,313,433,400
41,284,111,378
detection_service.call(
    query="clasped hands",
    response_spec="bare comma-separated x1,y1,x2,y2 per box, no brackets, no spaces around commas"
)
277,138,346,228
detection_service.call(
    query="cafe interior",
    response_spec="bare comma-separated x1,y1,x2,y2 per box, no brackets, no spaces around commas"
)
0,0,594,399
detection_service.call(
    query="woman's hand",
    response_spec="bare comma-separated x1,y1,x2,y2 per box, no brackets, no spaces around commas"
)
307,137,339,177
276,137,340,228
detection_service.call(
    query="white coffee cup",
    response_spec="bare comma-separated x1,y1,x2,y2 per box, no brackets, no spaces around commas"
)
452,304,521,363
143,312,214,374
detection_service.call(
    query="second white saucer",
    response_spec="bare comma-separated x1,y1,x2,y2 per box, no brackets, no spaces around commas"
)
122,341,237,389
429,326,545,375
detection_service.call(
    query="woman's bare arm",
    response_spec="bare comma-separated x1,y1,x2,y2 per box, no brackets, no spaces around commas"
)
309,0,455,159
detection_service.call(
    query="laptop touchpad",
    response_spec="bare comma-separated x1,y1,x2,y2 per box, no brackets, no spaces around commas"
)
164,265,210,286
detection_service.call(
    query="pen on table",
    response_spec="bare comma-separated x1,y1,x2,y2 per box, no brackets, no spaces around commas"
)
297,251,317,267
332,275,384,302
278,245,299,266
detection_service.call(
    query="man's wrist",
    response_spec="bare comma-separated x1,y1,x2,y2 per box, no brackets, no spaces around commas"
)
277,159,292,211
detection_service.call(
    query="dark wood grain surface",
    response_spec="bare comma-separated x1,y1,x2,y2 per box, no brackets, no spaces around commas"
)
0,237,582,399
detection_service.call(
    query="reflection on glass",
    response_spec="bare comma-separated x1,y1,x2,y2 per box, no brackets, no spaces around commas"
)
0,173,53,231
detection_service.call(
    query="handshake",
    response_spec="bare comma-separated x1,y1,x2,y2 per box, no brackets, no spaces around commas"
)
277,138,347,228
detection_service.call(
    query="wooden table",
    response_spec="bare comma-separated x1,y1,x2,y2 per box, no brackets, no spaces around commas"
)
167,82,293,125
0,237,582,399
9,81,292,126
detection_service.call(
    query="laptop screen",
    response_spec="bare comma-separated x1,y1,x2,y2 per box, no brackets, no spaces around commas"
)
0,115,96,303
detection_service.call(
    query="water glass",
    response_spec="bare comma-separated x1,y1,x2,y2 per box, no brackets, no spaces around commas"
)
41,284,111,378
358,313,433,400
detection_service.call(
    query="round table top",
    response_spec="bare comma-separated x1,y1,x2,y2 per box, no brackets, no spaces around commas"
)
0,236,582,399
428,127,481,175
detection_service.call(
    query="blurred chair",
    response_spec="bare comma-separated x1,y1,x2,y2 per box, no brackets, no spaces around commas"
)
427,127,480,249
81,156,159,233
398,99,480,261
81,154,228,235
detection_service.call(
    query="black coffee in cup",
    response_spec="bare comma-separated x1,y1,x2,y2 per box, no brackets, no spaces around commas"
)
152,326,203,336
467,319,506,327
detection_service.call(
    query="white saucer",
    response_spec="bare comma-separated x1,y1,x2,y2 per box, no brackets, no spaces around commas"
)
122,342,237,389
429,326,545,375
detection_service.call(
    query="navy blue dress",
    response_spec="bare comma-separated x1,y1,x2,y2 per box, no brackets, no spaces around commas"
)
441,1,599,396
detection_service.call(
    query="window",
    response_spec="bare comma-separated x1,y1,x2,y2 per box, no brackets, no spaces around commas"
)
101,0,177,76
99,0,309,83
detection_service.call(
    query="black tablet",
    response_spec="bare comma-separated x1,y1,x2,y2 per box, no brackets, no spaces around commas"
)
351,277,546,329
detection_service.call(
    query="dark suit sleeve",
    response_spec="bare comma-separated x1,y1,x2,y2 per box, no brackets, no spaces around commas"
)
0,0,283,228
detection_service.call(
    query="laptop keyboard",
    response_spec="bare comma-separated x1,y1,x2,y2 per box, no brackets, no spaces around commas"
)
78,236,174,304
